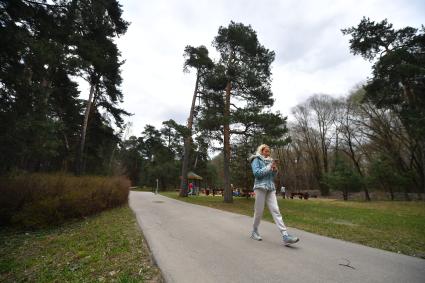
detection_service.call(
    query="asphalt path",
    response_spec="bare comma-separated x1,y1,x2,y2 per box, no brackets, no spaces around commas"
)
129,191,425,283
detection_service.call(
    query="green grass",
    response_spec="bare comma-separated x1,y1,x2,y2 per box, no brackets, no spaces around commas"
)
0,205,162,282
161,192,425,258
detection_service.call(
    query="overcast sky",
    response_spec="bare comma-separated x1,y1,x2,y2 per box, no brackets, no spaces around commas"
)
113,0,425,136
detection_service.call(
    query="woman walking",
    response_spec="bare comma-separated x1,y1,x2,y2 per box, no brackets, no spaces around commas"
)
248,144,299,245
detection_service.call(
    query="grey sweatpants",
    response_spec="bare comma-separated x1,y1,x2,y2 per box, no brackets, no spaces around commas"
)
253,189,287,235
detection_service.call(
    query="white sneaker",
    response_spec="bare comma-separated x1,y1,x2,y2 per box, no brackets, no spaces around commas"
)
251,230,262,241
283,234,299,245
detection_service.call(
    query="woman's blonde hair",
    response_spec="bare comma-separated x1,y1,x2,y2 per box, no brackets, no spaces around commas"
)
256,144,269,156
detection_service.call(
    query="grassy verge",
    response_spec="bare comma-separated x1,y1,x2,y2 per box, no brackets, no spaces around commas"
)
0,205,162,282
161,192,425,258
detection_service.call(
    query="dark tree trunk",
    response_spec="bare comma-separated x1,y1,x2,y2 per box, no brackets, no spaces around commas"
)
179,71,200,197
223,81,233,203
353,162,371,201
343,188,348,201
346,135,371,201
421,140,425,200
363,185,371,201
389,186,394,201
76,83,95,175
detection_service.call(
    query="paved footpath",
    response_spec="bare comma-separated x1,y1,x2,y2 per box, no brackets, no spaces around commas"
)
129,191,425,283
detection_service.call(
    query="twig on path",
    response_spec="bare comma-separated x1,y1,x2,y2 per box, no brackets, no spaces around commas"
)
338,258,356,270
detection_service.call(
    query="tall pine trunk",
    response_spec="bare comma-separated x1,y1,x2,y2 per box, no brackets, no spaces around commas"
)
421,140,425,199
76,83,95,175
223,81,233,203
179,71,200,197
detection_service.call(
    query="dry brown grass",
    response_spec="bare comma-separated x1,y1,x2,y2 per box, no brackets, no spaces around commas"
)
0,173,131,228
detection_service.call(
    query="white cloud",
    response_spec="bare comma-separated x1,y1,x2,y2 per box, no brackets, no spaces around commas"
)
113,0,425,135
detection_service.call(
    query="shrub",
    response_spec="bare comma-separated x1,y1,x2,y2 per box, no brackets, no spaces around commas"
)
0,173,130,228
367,156,415,200
322,160,363,201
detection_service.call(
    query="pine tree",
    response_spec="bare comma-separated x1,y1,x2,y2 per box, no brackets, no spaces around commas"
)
179,46,213,197
342,17,425,195
199,22,286,203
71,0,130,174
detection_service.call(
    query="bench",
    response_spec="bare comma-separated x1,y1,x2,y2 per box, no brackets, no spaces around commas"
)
241,189,254,198
290,192,310,200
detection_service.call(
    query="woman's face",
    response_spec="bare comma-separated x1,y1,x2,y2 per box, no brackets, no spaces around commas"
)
261,146,270,157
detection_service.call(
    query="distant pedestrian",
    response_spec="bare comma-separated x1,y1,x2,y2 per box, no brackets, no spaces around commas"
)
189,182,193,195
248,144,299,245
280,186,286,199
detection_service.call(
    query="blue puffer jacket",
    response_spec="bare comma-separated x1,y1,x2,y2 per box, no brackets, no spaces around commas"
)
248,154,277,191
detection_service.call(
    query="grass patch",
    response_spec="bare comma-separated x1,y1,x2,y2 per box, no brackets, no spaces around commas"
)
0,205,162,282
161,192,425,258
